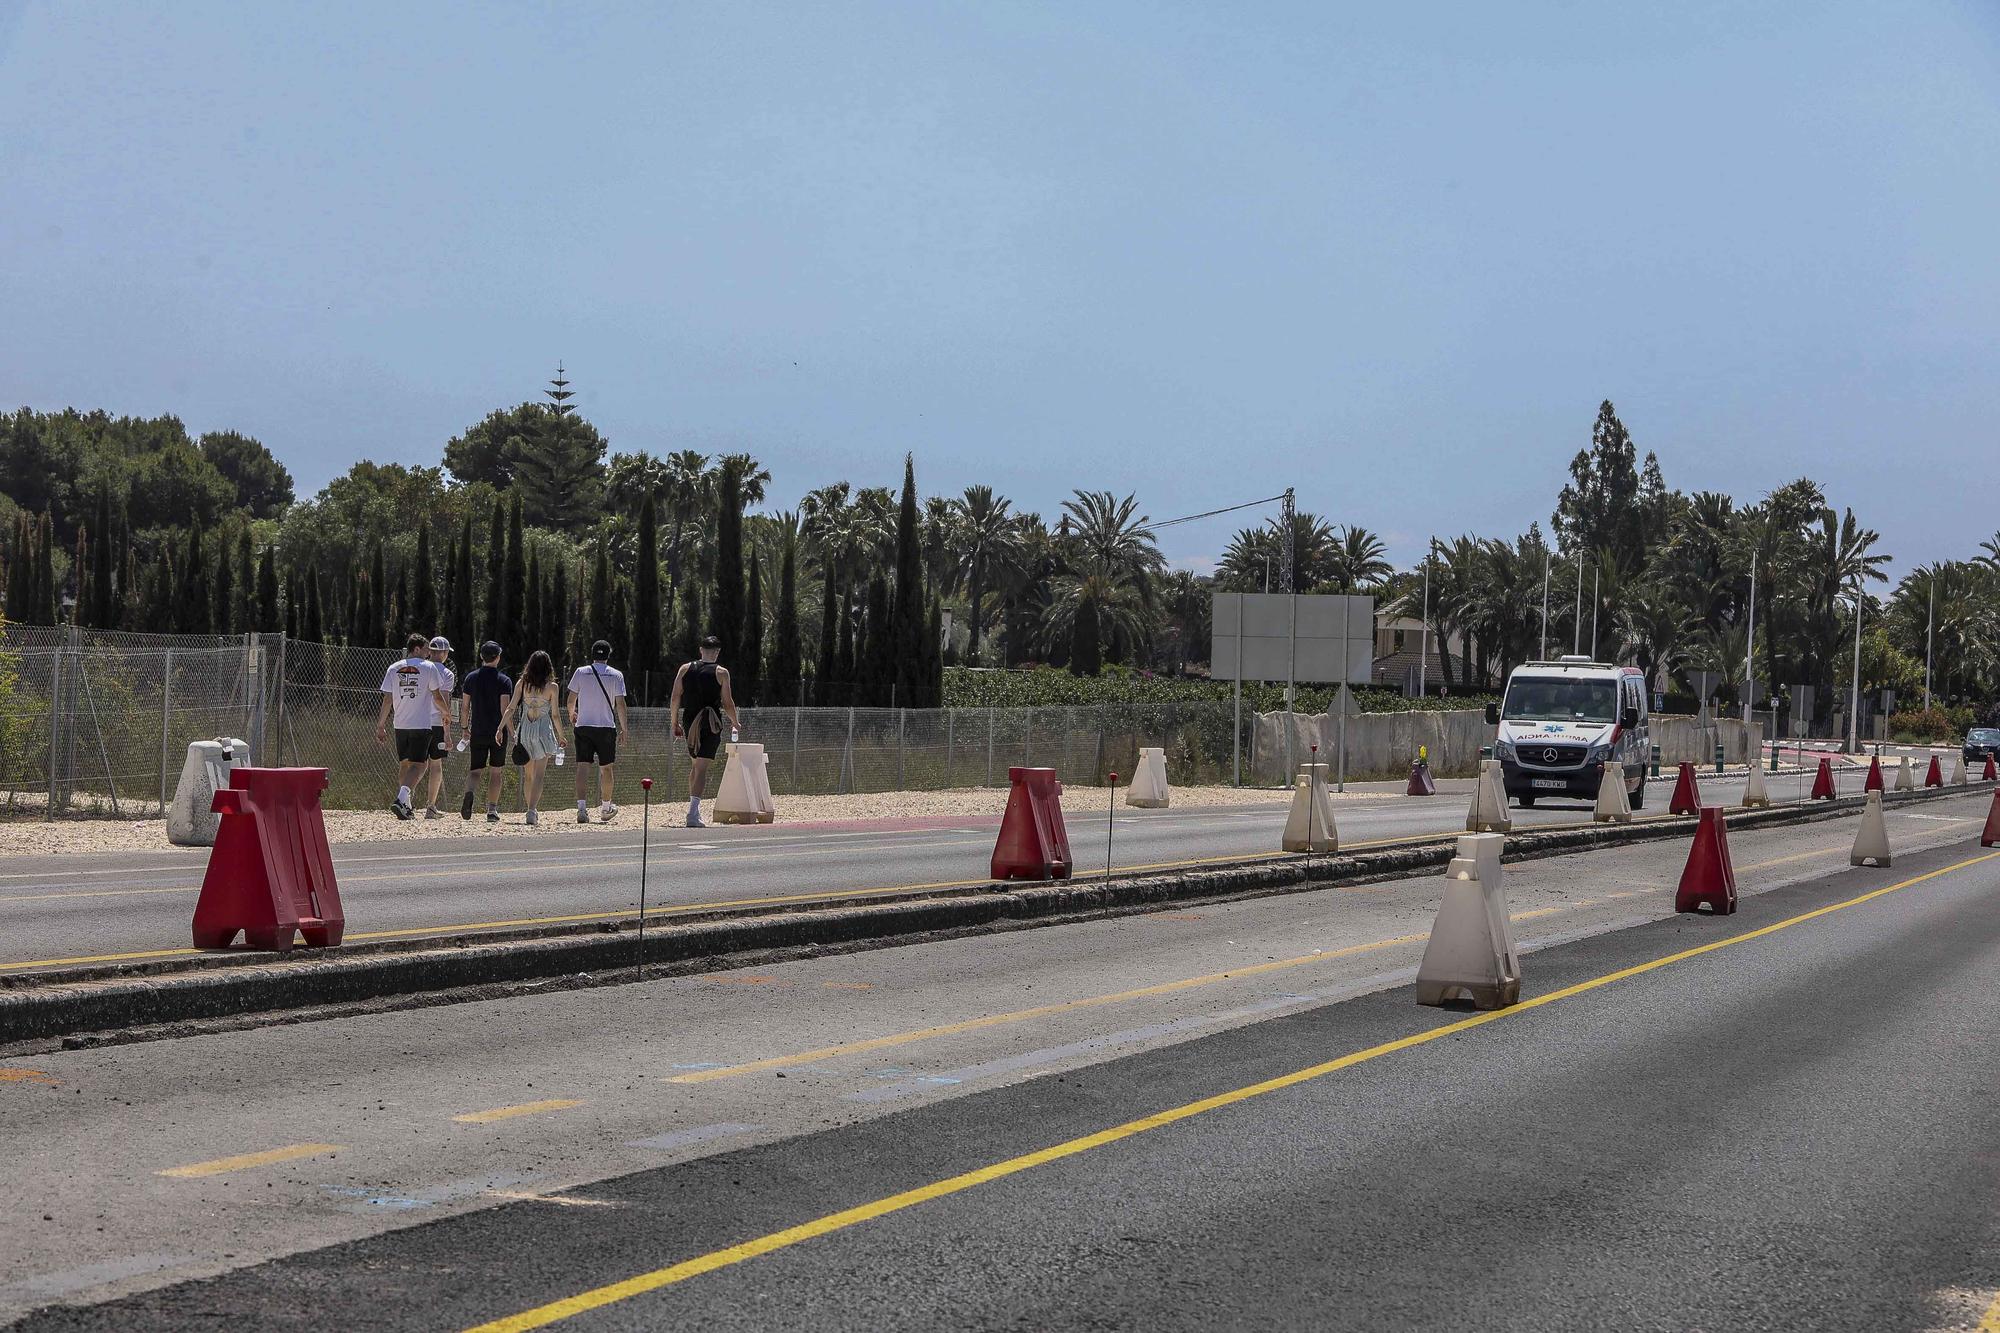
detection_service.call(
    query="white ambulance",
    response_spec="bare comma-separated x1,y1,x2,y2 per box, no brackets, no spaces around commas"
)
1484,657,1650,808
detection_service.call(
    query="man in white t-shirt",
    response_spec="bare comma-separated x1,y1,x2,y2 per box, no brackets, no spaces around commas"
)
375,632,453,820
566,639,629,823
421,635,457,819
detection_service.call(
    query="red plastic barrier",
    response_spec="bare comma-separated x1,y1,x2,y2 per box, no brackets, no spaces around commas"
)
1668,762,1700,816
1674,806,1737,915
1863,755,1884,793
192,767,344,952
1405,759,1436,797
1986,755,1998,782
991,766,1072,882
1810,756,1836,800
1925,755,1943,788
1983,791,2000,849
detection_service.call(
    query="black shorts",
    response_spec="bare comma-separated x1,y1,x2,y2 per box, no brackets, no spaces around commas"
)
682,709,723,760
394,728,432,764
467,734,505,771
429,725,447,760
573,726,617,765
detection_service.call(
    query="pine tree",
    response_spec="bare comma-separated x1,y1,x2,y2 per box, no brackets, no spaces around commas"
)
511,364,606,531
813,573,839,706
257,546,279,631
711,468,745,672
769,530,804,707
631,497,662,703
740,549,764,708
212,523,235,635
483,499,505,653
503,494,527,662
413,519,438,634
889,456,927,706
175,518,209,634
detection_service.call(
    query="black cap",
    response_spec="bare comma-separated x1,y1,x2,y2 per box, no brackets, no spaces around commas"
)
480,641,502,659
700,634,721,649
591,639,612,659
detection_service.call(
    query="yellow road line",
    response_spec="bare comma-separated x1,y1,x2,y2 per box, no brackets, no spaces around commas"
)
453,1099,585,1124
158,1143,342,1178
465,849,2000,1333
665,933,1431,1084
1979,1289,2000,1332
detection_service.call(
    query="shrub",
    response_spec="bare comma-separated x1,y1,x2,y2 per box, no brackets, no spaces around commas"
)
943,665,1493,715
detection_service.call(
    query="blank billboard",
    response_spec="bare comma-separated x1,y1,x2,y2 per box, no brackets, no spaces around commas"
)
1211,593,1374,684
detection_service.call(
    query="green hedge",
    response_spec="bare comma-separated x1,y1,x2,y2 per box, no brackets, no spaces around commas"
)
1887,706,1975,742
943,665,1493,715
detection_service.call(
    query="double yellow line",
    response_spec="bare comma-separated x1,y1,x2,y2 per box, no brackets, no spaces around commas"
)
462,848,2000,1332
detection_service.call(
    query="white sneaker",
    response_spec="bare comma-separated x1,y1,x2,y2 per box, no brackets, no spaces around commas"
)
576,805,590,824
424,806,443,820
686,811,705,828
599,803,619,822
525,809,539,827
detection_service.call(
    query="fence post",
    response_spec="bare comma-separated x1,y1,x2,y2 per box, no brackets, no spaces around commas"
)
896,707,906,790
247,640,266,765
842,706,855,794
791,706,801,789
1094,715,1105,785
986,707,996,787
47,647,63,818
944,707,955,787
1025,706,1034,768
160,648,173,812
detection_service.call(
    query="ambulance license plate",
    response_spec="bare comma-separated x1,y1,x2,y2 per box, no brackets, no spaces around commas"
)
1531,778,1568,790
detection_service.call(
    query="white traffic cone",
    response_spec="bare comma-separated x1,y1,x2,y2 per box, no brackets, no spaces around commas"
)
1125,747,1171,809
1593,765,1632,824
1415,833,1519,1010
1741,761,1772,809
1952,752,1968,785
1850,790,1892,867
1466,757,1512,834
1282,764,1337,852
1894,754,1914,792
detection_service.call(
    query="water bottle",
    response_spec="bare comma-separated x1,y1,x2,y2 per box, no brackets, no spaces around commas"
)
455,737,468,753
554,746,566,767
731,728,740,744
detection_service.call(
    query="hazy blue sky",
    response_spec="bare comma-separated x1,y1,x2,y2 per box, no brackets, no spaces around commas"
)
3,1,1996,575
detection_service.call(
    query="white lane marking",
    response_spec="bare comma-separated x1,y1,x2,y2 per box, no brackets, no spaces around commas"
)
1,1252,196,1300
677,844,722,851
625,1122,764,1153
319,1170,530,1213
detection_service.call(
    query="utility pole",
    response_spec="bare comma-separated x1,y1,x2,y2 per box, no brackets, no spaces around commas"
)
1571,548,1583,655
1923,579,1934,711
1278,487,1295,595
1417,537,1433,697
1743,552,1757,725
1848,577,1863,753
1539,552,1550,660
1589,567,1600,660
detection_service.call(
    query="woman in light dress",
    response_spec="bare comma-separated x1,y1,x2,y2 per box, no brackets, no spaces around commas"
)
498,650,566,825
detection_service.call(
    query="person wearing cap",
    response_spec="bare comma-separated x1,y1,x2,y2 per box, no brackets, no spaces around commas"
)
668,633,740,828
374,632,452,820
421,635,458,818
457,640,513,821
566,639,629,823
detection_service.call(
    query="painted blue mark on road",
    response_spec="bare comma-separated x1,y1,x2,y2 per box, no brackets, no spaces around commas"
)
668,1062,724,1071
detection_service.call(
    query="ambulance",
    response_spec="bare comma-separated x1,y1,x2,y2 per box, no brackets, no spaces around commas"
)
1484,657,1650,808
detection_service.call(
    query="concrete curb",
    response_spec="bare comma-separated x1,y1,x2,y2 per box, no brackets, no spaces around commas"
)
4,780,1993,1048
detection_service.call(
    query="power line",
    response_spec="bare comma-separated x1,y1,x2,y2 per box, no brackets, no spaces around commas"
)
1150,492,1289,532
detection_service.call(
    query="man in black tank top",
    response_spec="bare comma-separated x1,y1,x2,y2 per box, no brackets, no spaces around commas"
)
668,634,741,827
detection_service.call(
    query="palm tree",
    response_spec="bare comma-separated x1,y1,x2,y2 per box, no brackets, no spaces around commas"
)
949,485,1019,665
1327,525,1392,592
661,450,711,606
1060,491,1163,603
1040,559,1147,677
921,496,961,600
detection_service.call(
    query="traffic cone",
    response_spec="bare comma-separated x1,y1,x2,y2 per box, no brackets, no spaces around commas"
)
1811,756,1837,800
1674,807,1737,915
1864,755,1884,793
1406,757,1437,797
1282,765,1338,852
1592,765,1632,824
1741,761,1772,809
1985,755,1997,782
1668,762,1701,816
1983,791,2000,848
1925,755,1943,788
1893,755,1914,792
1951,753,1967,785
1414,833,1519,1010
1465,758,1512,834
1850,791,1892,867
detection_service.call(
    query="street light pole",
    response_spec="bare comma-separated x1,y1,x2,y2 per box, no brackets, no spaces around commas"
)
1417,538,1433,697
1743,552,1757,725
1539,552,1550,660
1923,579,1934,712
1848,577,1863,753
1571,548,1583,655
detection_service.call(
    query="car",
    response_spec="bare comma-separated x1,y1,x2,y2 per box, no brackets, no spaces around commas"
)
1966,728,2000,763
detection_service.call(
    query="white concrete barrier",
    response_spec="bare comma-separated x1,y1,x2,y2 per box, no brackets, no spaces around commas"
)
1592,765,1632,824
712,742,776,825
1952,752,1968,785
1414,833,1520,1010
1281,764,1337,852
1125,747,1170,809
1741,762,1772,809
1851,790,1891,867
1893,755,1914,792
1465,758,1511,834
167,737,249,847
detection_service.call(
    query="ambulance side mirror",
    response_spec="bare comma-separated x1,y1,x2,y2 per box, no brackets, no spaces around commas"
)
1484,703,1499,726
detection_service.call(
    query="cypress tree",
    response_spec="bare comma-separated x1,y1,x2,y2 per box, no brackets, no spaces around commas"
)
257,545,279,631
452,511,476,666
590,542,613,646
173,518,207,633
72,524,90,627
741,549,764,708
284,572,299,640
393,564,409,643
525,549,545,658
923,596,943,707
711,469,745,673
413,519,438,634
90,491,115,627
369,541,387,647
5,514,28,620
614,583,632,677
143,552,175,633
833,586,855,706
503,494,527,662
483,499,505,652
212,523,235,635
676,581,701,666
120,540,138,631
769,530,804,708
631,497,662,703
813,573,838,706
35,512,57,625
344,574,363,646
863,573,891,706
304,566,324,644
889,455,926,707
552,560,574,672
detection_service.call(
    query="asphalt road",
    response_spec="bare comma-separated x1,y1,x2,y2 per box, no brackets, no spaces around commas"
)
0,762,1893,974
5,787,1999,1329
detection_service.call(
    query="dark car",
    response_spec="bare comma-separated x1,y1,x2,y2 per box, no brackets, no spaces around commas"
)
1966,728,2000,763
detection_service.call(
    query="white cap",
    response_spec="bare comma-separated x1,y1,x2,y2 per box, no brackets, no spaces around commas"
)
429,636,451,651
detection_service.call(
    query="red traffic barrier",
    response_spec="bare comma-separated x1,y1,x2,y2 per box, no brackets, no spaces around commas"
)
1668,762,1701,816
1983,791,2000,849
1810,756,1836,800
1863,755,1884,793
1674,806,1738,915
1406,759,1437,797
1986,755,1998,782
991,766,1073,882
1925,755,1943,788
192,767,344,952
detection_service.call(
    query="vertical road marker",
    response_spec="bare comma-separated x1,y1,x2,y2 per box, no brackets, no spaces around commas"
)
1104,773,1117,882
637,777,654,980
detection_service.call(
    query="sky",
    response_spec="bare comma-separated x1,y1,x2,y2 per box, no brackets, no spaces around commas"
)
2,1,1996,578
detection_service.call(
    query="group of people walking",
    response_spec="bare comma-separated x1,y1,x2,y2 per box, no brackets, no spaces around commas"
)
373,632,741,827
